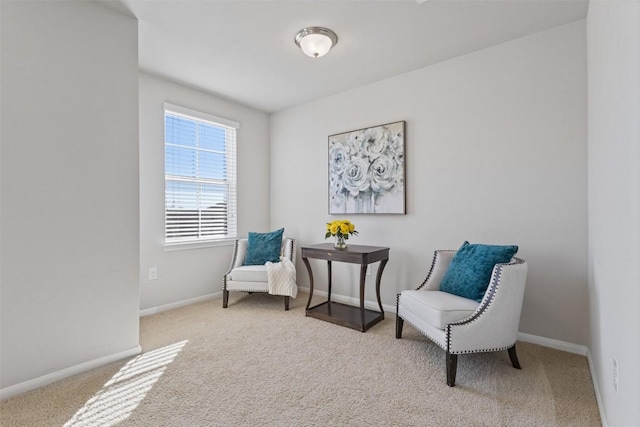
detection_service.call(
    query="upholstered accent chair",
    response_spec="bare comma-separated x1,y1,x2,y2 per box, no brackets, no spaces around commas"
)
223,237,296,310
396,249,528,386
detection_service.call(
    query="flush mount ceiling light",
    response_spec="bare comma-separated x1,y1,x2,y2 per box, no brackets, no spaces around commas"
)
294,27,338,58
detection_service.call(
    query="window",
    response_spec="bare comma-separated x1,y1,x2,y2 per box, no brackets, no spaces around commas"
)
164,103,238,243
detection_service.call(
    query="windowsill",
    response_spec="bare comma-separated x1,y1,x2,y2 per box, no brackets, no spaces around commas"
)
164,238,235,252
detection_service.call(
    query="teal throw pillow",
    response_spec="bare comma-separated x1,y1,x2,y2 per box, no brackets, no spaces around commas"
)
243,228,284,266
439,241,518,302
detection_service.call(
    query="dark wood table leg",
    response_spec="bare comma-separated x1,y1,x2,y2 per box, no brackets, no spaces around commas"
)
359,264,368,331
375,259,388,318
327,260,332,302
303,256,314,310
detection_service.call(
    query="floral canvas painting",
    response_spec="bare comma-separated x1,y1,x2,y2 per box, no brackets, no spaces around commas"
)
329,121,405,214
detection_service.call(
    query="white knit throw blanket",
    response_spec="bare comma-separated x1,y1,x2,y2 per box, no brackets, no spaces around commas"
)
266,257,298,298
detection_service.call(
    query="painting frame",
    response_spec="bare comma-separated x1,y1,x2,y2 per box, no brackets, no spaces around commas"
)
328,120,406,215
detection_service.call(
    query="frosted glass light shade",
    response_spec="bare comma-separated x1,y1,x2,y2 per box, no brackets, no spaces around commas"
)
295,27,338,58
300,34,332,58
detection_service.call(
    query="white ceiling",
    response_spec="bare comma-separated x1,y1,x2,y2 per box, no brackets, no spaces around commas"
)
114,0,588,113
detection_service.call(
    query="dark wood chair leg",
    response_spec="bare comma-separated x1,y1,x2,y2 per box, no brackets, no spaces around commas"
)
396,315,404,338
508,344,521,369
446,352,458,387
223,289,229,308
284,296,290,311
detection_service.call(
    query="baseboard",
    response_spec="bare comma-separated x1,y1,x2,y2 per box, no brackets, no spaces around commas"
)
586,350,608,427
297,286,396,314
517,332,589,355
0,345,141,401
140,292,222,317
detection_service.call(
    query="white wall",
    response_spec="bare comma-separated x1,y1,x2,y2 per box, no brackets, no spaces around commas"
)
139,73,270,310
271,21,588,345
0,1,140,391
587,1,640,425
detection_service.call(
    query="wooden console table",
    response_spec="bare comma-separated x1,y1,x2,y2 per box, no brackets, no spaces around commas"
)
301,243,389,332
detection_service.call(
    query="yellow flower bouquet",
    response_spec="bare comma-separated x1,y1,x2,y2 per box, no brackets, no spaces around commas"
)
325,219,358,249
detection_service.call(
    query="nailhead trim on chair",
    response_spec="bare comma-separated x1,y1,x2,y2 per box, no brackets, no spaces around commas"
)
227,288,271,293
449,345,515,355
397,290,448,351
446,257,525,354
396,249,456,352
415,250,456,291
284,238,296,263
401,317,448,351
222,239,241,292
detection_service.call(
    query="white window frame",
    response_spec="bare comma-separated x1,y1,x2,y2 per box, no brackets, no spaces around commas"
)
163,103,238,245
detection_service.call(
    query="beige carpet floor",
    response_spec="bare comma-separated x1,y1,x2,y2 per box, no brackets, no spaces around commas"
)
1,292,601,426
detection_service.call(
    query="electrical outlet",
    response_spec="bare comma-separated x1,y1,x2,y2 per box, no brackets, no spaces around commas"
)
613,357,619,395
148,267,158,281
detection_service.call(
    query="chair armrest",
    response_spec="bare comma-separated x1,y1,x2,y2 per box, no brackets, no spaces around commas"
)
416,250,456,291
224,239,248,276
282,238,296,262
446,258,528,353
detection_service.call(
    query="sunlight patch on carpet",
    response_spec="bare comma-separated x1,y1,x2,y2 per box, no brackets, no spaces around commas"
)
64,340,188,426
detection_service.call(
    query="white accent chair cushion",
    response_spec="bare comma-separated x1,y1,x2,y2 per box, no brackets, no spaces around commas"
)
399,290,479,330
228,265,269,283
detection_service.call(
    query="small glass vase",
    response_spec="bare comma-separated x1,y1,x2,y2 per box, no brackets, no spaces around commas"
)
334,235,347,249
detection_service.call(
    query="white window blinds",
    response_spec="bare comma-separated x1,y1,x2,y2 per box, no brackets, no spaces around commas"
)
164,103,238,243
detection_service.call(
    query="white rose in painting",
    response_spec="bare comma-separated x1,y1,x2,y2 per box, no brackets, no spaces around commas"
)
360,127,388,161
329,142,350,176
346,132,362,152
370,154,398,193
343,157,370,196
